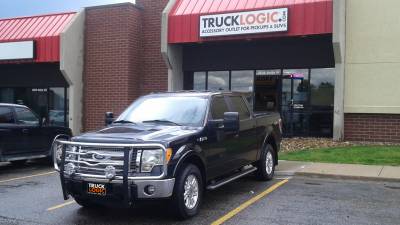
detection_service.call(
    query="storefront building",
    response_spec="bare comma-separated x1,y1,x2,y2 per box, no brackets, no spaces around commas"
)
0,0,399,142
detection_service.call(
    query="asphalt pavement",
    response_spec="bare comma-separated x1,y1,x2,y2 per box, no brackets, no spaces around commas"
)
0,161,399,225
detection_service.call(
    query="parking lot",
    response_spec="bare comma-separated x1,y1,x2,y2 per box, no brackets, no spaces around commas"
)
0,161,399,225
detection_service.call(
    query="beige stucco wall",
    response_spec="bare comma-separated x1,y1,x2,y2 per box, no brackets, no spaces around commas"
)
60,11,85,135
344,0,400,114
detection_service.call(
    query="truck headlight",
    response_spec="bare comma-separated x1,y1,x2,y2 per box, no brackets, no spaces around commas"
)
140,149,164,173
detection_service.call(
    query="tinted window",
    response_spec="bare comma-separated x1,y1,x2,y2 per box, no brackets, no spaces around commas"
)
0,107,14,124
15,107,39,125
229,96,250,120
310,68,335,107
211,96,229,120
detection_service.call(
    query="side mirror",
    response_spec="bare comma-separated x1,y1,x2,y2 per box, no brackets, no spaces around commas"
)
105,112,114,126
223,112,239,133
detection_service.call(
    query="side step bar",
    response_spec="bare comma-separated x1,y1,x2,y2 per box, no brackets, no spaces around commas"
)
206,166,257,190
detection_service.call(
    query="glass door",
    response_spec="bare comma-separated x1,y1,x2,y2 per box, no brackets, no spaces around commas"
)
281,69,310,137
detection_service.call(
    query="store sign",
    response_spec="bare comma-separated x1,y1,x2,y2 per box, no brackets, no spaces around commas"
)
0,41,34,60
200,8,288,37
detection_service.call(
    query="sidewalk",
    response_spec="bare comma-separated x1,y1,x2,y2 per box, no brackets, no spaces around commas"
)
276,160,400,182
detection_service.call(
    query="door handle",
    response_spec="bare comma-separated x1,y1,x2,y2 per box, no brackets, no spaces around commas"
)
22,129,29,134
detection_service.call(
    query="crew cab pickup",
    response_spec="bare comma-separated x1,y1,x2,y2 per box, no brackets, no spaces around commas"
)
0,103,71,165
54,92,282,219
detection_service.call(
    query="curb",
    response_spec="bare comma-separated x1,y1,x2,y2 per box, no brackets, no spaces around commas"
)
294,172,400,183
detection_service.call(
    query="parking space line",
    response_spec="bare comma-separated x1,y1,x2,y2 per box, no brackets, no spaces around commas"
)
211,179,289,225
47,200,76,211
0,171,56,184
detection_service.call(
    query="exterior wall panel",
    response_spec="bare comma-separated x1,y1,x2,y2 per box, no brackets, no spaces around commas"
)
345,0,400,114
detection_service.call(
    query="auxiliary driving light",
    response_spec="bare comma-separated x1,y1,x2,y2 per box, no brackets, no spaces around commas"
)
105,166,116,179
65,163,76,176
144,185,155,196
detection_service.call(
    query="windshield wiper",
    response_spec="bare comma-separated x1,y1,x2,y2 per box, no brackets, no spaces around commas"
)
113,120,136,124
142,119,182,126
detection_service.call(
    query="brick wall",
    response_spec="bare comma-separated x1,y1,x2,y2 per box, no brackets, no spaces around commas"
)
83,2,169,131
344,114,400,143
137,0,169,94
83,4,143,131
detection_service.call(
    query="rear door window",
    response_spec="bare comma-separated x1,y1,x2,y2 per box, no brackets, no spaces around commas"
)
210,96,229,120
228,96,251,120
0,106,15,124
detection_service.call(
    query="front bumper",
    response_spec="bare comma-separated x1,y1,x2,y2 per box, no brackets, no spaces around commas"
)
62,176,175,206
55,140,174,206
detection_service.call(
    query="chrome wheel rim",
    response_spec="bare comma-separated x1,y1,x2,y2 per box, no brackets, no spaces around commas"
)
266,151,273,174
183,174,199,210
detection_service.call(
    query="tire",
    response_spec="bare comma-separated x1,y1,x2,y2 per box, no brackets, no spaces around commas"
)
11,160,27,166
171,164,203,220
255,144,275,181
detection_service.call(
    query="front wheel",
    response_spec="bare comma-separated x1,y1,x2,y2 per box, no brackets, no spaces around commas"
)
255,144,276,181
171,164,203,220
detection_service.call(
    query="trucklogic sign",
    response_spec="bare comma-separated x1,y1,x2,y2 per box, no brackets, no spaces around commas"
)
200,8,288,37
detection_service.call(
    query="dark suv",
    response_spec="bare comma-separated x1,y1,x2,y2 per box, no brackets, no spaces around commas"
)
0,103,71,165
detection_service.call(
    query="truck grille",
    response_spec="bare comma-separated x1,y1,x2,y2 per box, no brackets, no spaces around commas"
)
64,145,140,178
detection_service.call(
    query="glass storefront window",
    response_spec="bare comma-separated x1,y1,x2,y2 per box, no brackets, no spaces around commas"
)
49,87,66,127
208,71,229,91
187,67,335,138
231,70,254,108
310,68,335,107
0,87,68,127
193,72,206,90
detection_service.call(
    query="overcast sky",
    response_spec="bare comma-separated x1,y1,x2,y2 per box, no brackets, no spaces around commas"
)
0,0,135,19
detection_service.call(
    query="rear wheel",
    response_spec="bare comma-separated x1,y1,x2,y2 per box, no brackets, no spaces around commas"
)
255,144,275,181
11,160,27,166
171,164,203,219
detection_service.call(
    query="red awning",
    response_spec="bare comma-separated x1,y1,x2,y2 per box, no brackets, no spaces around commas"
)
0,12,76,63
168,0,332,44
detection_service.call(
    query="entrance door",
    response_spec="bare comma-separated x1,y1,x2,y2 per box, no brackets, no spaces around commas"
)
281,69,309,137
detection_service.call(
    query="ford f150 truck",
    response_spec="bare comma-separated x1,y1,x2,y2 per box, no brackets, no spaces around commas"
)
53,91,282,219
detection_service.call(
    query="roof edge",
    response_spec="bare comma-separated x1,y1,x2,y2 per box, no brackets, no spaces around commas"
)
0,11,76,21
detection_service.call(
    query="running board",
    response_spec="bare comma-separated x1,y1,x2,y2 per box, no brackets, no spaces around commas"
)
206,166,257,190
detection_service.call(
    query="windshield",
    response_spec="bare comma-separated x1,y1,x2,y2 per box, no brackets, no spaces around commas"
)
117,96,208,127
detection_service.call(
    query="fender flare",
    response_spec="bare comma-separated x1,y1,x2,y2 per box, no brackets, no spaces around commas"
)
172,147,207,180
259,132,278,164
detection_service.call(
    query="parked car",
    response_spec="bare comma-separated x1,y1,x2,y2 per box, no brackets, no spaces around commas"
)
0,103,72,165
53,91,282,219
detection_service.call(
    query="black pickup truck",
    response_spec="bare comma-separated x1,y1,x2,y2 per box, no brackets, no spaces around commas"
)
54,91,282,219
0,103,71,165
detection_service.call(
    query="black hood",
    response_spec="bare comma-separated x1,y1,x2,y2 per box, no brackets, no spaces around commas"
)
72,124,202,144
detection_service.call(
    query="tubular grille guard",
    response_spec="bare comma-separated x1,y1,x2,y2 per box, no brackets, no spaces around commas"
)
54,140,168,180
